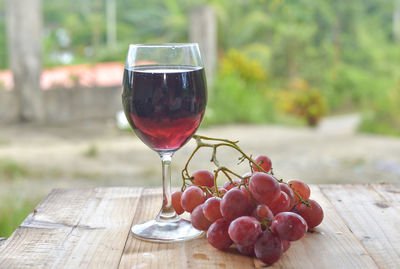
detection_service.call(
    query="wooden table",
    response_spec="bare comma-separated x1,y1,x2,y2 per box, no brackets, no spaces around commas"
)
0,184,399,268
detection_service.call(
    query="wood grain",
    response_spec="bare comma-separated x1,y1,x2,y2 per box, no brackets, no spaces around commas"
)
265,185,377,269
0,185,399,268
0,187,143,269
118,188,255,269
320,184,400,269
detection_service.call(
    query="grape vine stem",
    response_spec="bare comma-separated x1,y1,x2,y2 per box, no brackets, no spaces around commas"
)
181,134,311,207
181,135,266,196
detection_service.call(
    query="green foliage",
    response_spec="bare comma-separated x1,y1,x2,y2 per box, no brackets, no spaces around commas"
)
360,112,400,137
40,0,191,65
0,159,28,180
205,74,275,125
83,144,99,158
359,86,400,136
1,0,400,135
0,195,40,237
205,49,275,125
219,49,267,82
277,79,327,126
324,64,389,111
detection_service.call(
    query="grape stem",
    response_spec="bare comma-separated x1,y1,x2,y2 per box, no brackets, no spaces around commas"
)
293,189,311,207
260,218,271,231
181,135,267,194
181,134,311,207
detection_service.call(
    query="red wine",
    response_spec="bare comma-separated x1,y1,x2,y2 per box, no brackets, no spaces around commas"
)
122,65,207,152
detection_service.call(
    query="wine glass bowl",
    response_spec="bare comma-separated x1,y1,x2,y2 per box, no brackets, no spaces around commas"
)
122,43,207,242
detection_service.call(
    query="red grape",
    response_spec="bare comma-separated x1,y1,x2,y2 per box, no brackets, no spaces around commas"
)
211,186,227,196
218,188,228,196
240,185,257,215
254,231,283,265
288,180,311,203
236,244,255,256
249,172,280,205
280,183,296,210
192,170,215,188
191,204,212,231
223,180,241,191
207,218,233,250
252,155,272,173
220,188,251,221
281,239,291,252
269,191,290,215
271,212,308,241
239,185,252,200
203,197,222,222
253,204,274,222
177,136,325,265
171,191,184,215
296,199,324,229
181,186,205,213
228,216,262,246
242,172,252,183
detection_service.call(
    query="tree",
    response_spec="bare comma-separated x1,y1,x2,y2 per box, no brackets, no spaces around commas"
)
6,0,43,121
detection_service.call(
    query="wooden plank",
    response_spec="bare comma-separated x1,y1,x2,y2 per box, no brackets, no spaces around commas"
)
372,184,400,206
320,184,400,269
51,187,144,268
266,185,377,269
0,188,94,268
1,185,397,268
120,186,377,269
118,188,255,269
0,187,143,268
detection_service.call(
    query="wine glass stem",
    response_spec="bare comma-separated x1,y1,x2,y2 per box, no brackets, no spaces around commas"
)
156,152,179,222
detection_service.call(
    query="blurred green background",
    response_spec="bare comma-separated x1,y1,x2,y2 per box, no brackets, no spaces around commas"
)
1,0,400,133
1,0,400,237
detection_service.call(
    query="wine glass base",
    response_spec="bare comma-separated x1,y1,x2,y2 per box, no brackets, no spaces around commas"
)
131,218,204,243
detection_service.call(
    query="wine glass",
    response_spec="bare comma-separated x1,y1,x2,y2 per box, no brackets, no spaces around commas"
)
122,43,207,242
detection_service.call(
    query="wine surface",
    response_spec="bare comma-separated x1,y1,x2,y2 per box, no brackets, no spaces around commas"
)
122,65,207,151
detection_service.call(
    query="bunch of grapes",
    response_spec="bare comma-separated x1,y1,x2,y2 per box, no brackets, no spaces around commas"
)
172,136,324,265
